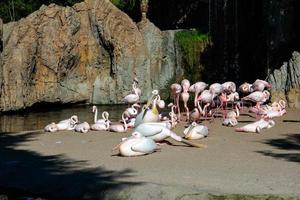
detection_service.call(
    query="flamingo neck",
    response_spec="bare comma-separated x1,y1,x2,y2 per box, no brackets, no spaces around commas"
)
94,108,98,123
102,112,107,121
235,105,240,117
105,120,110,129
197,101,203,114
194,91,199,107
122,113,127,131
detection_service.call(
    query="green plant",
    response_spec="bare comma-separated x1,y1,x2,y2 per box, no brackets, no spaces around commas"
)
110,0,138,12
175,30,210,82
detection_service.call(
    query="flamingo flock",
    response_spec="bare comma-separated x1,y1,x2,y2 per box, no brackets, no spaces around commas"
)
44,77,287,157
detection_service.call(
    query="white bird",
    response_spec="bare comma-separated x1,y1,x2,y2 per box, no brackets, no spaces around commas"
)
222,118,238,127
235,118,275,133
235,123,261,133
117,132,158,157
209,83,223,97
126,118,136,129
252,79,272,92
198,90,214,104
226,104,240,119
222,81,236,94
92,106,110,124
44,122,58,132
242,90,270,109
90,121,110,131
222,104,240,127
131,80,142,97
252,118,275,129
56,115,78,131
227,92,239,103
170,83,182,120
238,82,253,94
189,82,208,107
124,103,140,118
75,122,90,133
134,91,160,127
156,95,165,109
124,85,140,105
261,109,286,119
109,112,128,133
183,122,209,140
134,123,205,148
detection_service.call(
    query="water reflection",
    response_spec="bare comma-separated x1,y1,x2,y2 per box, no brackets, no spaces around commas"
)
0,104,127,133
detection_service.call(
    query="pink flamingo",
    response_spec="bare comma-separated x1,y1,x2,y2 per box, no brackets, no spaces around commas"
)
91,120,110,131
242,90,270,110
238,82,253,94
75,122,90,133
222,104,240,126
209,83,223,97
197,90,214,117
109,112,128,133
170,83,182,121
189,101,203,122
235,124,261,133
260,108,286,119
189,82,208,107
227,92,239,103
156,94,165,109
222,81,236,94
124,103,140,119
132,80,142,97
181,79,191,121
252,79,272,92
44,122,58,132
124,84,140,105
92,106,110,124
159,103,175,121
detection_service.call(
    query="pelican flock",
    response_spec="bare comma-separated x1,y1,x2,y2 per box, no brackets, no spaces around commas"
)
43,77,286,157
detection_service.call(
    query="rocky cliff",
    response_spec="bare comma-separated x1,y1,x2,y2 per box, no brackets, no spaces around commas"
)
0,0,185,111
267,51,300,108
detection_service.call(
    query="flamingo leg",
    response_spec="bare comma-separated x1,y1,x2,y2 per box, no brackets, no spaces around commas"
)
176,95,181,121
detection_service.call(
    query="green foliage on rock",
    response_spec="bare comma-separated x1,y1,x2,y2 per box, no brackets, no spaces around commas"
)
111,0,137,10
175,30,210,82
175,30,209,68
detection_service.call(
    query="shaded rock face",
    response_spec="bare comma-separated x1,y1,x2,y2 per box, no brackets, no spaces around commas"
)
0,0,184,111
267,51,300,108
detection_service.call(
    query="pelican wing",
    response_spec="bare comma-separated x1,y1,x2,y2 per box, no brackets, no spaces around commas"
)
131,139,157,154
134,124,163,137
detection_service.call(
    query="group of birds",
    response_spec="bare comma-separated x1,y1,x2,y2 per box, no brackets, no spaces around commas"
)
44,77,287,157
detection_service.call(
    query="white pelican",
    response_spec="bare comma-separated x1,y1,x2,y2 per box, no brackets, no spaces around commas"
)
117,132,158,157
183,122,209,140
134,123,206,148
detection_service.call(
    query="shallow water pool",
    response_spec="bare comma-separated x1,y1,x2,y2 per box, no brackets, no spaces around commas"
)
0,104,127,133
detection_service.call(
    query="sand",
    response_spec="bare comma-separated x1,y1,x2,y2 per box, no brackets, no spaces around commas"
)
0,108,300,199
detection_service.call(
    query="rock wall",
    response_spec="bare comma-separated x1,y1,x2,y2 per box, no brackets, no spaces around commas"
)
0,0,185,111
267,51,300,108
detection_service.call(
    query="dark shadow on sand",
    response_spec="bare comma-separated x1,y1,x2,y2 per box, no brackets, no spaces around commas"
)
0,131,141,199
283,120,300,123
237,120,256,123
256,133,300,163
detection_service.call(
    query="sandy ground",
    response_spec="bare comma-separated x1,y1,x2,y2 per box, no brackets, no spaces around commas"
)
1,108,300,199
